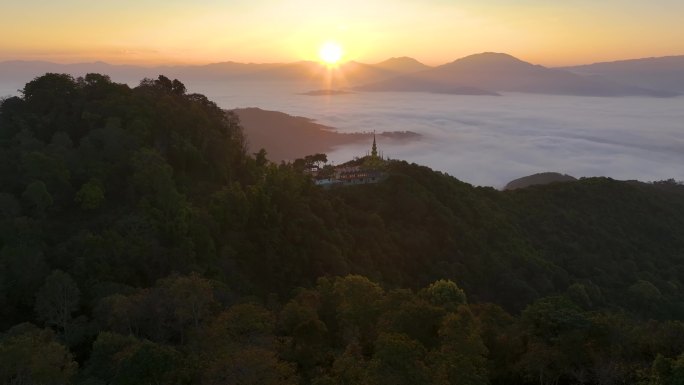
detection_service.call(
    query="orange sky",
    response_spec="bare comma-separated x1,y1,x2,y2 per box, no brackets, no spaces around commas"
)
1,0,683,66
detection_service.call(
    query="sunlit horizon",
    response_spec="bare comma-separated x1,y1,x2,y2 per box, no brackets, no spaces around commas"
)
2,0,684,67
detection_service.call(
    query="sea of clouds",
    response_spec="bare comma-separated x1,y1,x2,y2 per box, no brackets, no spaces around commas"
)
4,80,683,188
193,81,684,188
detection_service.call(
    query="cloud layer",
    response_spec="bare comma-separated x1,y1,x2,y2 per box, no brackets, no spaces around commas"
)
193,81,684,187
5,80,682,188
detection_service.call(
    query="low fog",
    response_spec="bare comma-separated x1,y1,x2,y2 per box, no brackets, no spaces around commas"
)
191,81,684,188
3,79,683,187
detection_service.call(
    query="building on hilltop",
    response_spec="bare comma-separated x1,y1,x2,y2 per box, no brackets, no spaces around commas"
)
314,132,388,187
363,131,385,169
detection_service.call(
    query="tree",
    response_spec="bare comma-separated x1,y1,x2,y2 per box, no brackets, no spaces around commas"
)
83,332,183,385
1,245,49,311
0,193,20,219
629,280,663,314
254,148,269,168
75,178,105,210
431,307,488,385
199,303,296,385
171,79,186,95
380,295,445,349
21,151,70,191
22,180,53,214
204,347,298,385
160,273,218,340
519,297,591,385
279,299,329,371
423,279,467,311
0,323,77,385
334,275,385,349
293,153,328,171
328,342,370,385
35,270,81,332
200,303,276,354
368,332,431,385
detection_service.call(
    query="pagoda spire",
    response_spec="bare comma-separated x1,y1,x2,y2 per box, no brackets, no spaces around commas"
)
371,131,378,158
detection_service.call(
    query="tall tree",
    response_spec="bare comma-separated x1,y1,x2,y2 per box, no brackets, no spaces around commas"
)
35,270,81,332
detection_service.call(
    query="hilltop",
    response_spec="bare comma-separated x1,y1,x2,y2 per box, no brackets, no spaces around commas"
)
504,172,578,190
1,74,684,384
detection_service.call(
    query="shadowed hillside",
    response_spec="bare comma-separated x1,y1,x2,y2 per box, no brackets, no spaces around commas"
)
504,172,577,190
234,107,365,161
1,74,684,385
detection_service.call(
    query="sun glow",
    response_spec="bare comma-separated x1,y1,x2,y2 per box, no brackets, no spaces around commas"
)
319,41,343,65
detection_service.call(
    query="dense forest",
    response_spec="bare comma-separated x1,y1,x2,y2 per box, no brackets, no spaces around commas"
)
1,73,684,385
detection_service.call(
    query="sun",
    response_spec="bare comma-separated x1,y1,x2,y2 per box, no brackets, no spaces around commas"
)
319,41,344,65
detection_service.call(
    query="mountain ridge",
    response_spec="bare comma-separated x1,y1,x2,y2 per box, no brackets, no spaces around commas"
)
1,52,682,96
561,55,684,92
357,52,678,97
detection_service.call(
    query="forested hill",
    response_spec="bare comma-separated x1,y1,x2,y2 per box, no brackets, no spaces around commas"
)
2,74,684,385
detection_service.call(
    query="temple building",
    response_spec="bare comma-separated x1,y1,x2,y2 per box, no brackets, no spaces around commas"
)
314,132,388,187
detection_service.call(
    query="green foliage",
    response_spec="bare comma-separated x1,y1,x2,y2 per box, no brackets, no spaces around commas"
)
1,74,684,383
22,180,53,214
431,307,488,385
203,347,299,385
74,179,104,210
203,303,275,351
423,279,467,310
646,353,684,385
34,270,81,331
293,153,328,170
368,332,431,385
0,323,77,385
83,332,183,385
0,245,49,324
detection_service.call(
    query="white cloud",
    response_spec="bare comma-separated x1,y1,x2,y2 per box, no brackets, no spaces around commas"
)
5,77,683,188
193,81,684,187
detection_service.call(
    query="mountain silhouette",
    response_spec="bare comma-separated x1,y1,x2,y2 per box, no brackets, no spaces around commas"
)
358,52,678,97
373,57,431,73
561,55,684,93
504,172,578,190
0,53,680,96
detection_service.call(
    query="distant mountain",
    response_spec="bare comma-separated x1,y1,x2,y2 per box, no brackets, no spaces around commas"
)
504,172,577,190
0,59,408,89
1,54,681,96
373,57,431,74
240,60,400,86
358,52,678,97
561,55,684,93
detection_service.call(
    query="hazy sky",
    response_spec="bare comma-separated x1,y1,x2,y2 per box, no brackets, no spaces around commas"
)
2,0,683,66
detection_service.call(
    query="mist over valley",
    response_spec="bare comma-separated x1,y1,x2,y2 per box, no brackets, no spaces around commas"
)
3,54,683,187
